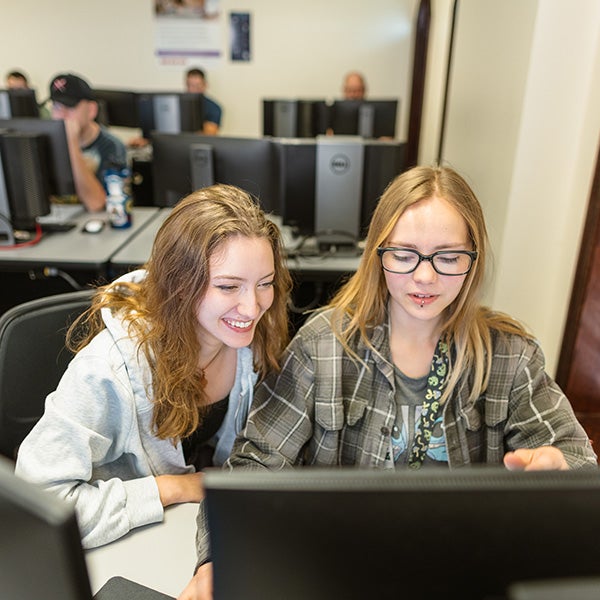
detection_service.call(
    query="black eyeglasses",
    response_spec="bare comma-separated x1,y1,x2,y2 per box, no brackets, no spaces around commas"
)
376,247,478,276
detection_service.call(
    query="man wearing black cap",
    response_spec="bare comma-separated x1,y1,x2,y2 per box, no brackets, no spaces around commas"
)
49,73,126,212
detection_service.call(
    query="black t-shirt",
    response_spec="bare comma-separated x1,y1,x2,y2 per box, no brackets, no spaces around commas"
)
182,396,229,470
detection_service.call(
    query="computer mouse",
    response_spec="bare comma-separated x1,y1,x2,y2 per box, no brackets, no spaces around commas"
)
82,219,106,234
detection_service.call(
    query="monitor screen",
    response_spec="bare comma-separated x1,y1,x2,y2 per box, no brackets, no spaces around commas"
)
138,92,204,138
329,99,398,138
94,89,140,129
0,456,93,600
0,88,40,119
205,467,600,600
151,132,281,212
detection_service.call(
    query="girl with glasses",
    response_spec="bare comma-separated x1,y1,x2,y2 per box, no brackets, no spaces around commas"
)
182,165,596,600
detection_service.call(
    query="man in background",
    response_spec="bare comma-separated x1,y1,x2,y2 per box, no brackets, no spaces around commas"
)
5,70,51,118
185,67,222,135
342,71,367,100
5,70,29,89
49,73,127,212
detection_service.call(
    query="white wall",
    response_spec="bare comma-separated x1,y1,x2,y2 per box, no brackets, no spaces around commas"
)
421,0,600,375
0,0,416,139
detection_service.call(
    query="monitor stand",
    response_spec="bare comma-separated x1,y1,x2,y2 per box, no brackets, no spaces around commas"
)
189,144,214,190
153,94,181,134
314,136,364,249
274,100,298,138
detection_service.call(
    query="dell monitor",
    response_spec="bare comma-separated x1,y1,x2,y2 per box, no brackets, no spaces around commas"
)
151,133,281,212
0,88,40,119
205,467,600,600
275,137,406,242
138,92,204,138
329,99,398,139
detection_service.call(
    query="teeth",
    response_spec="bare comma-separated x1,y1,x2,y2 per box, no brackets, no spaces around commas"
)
225,319,252,329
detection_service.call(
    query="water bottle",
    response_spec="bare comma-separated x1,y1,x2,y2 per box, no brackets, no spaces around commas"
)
104,167,132,229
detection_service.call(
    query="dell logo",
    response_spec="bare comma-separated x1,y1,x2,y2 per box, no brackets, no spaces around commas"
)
330,154,350,174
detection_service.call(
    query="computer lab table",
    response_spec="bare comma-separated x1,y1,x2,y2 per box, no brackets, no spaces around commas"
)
0,207,161,314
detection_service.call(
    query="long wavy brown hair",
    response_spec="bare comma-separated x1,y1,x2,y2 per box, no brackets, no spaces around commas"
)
68,185,292,440
328,165,532,404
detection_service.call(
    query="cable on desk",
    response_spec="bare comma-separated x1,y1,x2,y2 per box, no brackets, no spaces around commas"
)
0,217,43,249
27,266,84,291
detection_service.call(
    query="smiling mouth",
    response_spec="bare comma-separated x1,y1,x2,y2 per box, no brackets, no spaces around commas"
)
223,318,253,330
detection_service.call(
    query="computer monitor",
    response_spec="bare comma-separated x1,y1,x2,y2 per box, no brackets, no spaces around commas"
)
275,137,406,240
0,456,176,600
138,92,204,138
329,99,398,138
0,88,40,119
262,99,328,138
0,118,75,235
0,118,75,197
0,455,93,600
151,133,281,212
205,467,600,600
361,140,407,236
93,89,141,129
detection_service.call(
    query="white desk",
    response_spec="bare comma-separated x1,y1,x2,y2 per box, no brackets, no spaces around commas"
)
86,502,199,598
110,207,363,276
0,207,160,271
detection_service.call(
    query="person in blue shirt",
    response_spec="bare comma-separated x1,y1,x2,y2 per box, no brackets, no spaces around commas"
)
186,67,222,135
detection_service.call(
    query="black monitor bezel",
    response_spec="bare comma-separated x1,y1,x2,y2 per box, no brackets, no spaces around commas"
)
205,467,600,600
151,132,281,213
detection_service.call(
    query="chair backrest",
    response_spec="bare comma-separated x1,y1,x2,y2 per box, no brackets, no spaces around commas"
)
0,290,94,461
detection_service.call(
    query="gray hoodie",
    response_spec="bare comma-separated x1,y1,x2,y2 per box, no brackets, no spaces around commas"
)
15,269,257,549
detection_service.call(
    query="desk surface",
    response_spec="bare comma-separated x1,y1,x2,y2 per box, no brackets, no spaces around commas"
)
110,208,363,275
86,502,198,598
0,207,160,270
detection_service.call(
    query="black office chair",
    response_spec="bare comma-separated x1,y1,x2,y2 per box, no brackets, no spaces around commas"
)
0,289,95,461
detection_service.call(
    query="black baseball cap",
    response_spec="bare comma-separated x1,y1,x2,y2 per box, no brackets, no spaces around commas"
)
49,73,95,107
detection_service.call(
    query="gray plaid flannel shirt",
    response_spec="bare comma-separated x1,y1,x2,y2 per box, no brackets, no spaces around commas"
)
195,309,597,565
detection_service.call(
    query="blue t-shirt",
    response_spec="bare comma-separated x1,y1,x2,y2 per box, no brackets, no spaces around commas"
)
203,95,222,127
82,127,127,184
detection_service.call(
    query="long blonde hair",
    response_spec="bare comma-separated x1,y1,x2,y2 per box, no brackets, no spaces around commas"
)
68,185,292,440
329,165,531,404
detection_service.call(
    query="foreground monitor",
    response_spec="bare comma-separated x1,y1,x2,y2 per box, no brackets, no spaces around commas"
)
0,456,93,600
151,132,280,212
205,467,600,600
